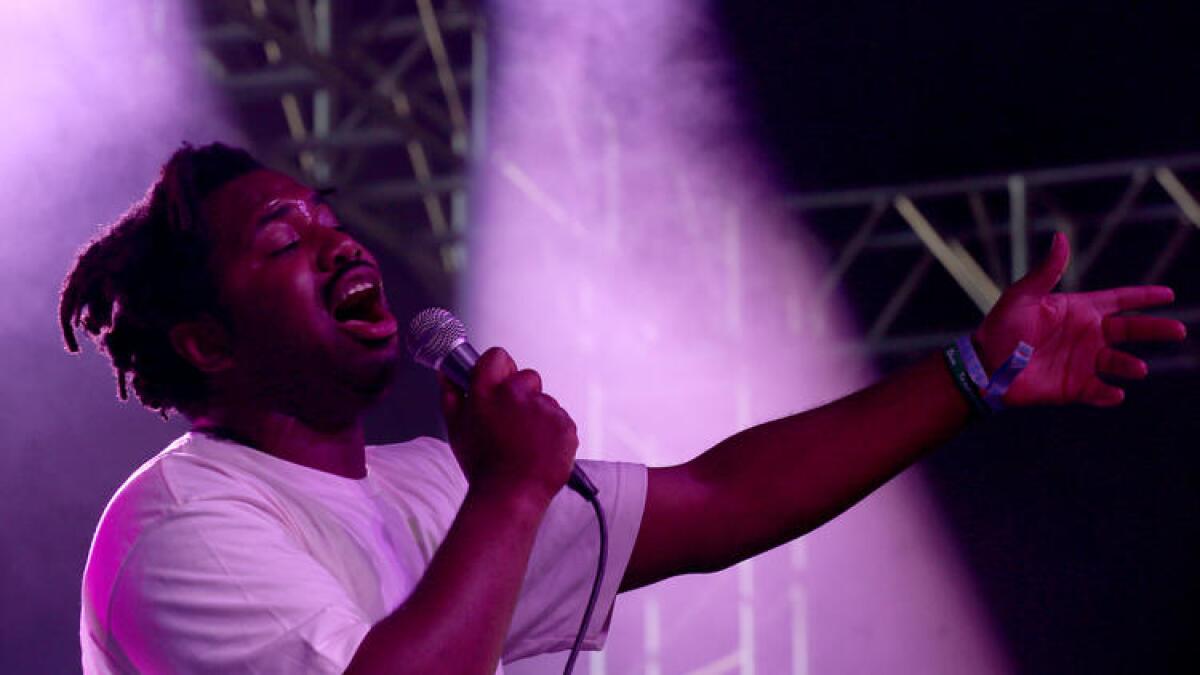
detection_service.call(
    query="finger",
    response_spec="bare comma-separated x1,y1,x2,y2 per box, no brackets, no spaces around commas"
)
538,392,563,411
539,393,578,434
1087,285,1176,314
535,392,573,425
1103,315,1188,344
1014,231,1070,296
1081,376,1125,407
471,347,517,397
1095,347,1148,380
499,369,543,400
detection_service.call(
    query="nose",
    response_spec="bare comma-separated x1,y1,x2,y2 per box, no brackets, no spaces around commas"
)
319,231,365,272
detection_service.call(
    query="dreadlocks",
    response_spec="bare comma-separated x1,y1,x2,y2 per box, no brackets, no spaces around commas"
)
58,142,263,418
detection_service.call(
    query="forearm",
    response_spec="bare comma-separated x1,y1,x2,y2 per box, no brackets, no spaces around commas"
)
623,235,1183,592
345,485,549,675
685,352,970,574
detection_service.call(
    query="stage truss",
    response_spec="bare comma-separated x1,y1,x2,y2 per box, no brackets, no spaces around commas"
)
191,1,1198,374
194,0,483,307
787,155,1200,373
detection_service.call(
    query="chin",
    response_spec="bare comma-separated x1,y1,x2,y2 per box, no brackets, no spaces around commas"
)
347,348,400,400
300,368,396,431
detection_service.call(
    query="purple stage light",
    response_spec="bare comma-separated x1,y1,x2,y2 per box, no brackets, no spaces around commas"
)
0,3,234,668
472,1,1013,673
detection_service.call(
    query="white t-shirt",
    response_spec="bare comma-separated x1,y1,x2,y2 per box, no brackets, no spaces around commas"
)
80,431,647,674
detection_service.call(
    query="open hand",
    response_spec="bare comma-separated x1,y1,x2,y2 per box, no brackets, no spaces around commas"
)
973,232,1187,407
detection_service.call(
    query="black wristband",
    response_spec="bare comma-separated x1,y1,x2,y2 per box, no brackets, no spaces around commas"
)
943,343,992,419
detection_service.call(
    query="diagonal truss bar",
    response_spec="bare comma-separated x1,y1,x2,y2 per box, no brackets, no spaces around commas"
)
1072,168,1149,284
791,153,1200,370
894,196,1001,312
218,0,453,159
1143,218,1193,285
867,251,933,342
1154,167,1200,229
198,0,483,306
816,198,887,303
416,0,468,149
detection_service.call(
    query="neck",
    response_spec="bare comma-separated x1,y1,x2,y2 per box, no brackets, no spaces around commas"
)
191,405,368,479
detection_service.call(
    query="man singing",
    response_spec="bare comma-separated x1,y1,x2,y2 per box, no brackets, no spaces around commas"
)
64,143,1185,673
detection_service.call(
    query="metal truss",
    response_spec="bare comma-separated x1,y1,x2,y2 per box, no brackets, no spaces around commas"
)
786,154,1200,372
190,1,1197,372
193,0,483,306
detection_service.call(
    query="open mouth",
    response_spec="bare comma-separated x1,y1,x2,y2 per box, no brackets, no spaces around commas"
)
332,283,386,323
328,270,398,341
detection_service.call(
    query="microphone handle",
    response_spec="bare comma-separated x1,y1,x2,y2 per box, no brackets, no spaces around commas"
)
440,341,597,498
440,341,480,390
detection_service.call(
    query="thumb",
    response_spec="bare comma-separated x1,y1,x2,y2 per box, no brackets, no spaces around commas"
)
1014,231,1070,296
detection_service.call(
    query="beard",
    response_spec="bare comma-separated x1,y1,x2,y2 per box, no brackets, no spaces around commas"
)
235,335,400,430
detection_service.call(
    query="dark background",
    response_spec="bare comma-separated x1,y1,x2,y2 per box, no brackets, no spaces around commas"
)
718,1,1199,672
720,0,1200,191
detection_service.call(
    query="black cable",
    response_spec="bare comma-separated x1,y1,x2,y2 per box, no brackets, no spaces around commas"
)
562,472,608,675
404,310,616,673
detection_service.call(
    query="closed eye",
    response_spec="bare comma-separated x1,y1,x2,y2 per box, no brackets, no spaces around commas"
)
270,240,300,256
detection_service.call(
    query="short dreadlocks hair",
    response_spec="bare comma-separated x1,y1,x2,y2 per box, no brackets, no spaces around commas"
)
58,142,263,419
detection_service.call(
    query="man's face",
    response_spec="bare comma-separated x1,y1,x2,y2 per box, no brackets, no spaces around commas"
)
202,168,401,423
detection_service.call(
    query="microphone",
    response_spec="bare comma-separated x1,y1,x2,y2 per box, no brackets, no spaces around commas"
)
406,307,480,391
405,307,597,498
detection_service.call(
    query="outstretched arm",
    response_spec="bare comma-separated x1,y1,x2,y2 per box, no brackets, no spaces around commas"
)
621,233,1186,591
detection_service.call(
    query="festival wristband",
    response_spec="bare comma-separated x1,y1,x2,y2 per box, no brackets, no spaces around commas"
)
943,342,992,418
954,334,990,391
983,341,1034,411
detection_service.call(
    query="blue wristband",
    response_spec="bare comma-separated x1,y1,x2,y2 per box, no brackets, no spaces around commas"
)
954,335,989,391
983,341,1034,411
950,334,1036,414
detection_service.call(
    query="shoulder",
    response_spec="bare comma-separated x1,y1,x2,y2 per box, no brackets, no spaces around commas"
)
95,433,276,534
82,434,284,626
88,434,258,549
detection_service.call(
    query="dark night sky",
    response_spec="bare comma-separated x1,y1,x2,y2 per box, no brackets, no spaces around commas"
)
718,0,1200,192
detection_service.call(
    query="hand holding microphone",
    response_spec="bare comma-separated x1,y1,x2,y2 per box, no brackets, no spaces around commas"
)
407,308,597,499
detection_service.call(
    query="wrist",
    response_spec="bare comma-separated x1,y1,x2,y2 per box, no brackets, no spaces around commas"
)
971,328,1003,374
465,478,556,520
943,340,992,420
960,331,1035,411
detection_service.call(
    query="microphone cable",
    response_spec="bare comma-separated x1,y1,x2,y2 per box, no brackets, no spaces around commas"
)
404,308,610,675
561,469,607,675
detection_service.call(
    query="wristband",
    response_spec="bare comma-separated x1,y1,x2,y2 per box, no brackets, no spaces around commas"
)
954,335,990,391
983,341,1034,411
943,342,992,418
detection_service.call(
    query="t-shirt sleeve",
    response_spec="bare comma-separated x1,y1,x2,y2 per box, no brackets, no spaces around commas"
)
502,458,648,662
105,498,372,674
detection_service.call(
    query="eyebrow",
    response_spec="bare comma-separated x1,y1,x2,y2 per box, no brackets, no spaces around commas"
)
254,201,297,230
252,187,339,231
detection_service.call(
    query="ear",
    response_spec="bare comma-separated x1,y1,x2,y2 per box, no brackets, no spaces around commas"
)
169,315,234,374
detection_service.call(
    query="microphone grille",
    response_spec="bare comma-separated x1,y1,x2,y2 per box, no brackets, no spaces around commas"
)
406,307,468,369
